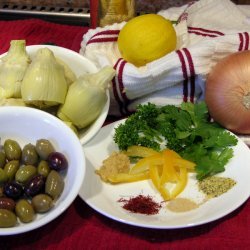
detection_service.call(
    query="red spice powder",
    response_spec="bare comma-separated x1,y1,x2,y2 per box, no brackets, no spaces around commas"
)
118,194,162,215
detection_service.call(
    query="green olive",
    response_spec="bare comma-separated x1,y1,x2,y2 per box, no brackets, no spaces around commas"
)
4,139,22,161
15,199,35,223
32,194,54,213
15,165,37,184
36,139,55,160
4,160,19,181
0,151,6,169
22,143,39,165
37,160,50,178
45,170,64,200
0,209,17,227
0,168,8,184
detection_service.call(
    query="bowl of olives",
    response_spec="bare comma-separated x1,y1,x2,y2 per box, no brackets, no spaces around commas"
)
0,106,85,235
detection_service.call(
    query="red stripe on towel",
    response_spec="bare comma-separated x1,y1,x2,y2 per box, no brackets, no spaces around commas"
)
87,30,120,45
188,27,224,36
188,31,218,38
117,60,131,114
117,60,129,103
176,50,188,102
238,33,244,51
112,58,130,115
90,30,120,39
112,58,123,110
114,58,123,69
244,32,249,50
183,48,195,103
87,37,118,45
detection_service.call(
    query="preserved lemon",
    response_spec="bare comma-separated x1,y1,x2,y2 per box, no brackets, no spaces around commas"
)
117,14,177,67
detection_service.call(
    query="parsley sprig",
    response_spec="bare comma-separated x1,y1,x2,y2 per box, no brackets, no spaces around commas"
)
114,102,238,180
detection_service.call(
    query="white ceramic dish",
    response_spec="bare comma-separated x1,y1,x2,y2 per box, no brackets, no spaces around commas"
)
79,119,250,229
0,44,110,145
0,106,85,235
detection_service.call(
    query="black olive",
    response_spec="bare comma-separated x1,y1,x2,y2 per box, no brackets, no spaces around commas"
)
3,181,23,200
24,175,45,197
47,152,68,172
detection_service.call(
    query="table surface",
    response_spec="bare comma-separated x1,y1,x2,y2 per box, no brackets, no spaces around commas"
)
0,18,249,250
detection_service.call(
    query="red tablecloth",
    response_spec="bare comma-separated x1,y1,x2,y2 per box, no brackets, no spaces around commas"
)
0,19,88,54
0,18,249,250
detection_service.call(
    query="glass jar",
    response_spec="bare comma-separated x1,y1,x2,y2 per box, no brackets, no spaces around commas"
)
98,0,135,27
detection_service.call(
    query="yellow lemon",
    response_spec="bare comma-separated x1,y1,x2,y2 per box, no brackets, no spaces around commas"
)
117,14,177,67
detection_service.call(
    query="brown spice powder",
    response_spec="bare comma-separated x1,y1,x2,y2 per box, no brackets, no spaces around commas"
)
167,198,199,212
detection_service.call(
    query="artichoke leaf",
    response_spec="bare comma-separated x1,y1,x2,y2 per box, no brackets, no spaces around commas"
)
57,66,116,129
0,40,30,98
21,48,68,108
56,57,77,86
0,98,27,107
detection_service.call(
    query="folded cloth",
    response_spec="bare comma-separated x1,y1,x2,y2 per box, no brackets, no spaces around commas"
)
80,0,250,119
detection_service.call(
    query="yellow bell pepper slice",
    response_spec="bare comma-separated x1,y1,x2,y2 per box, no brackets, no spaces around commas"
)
124,145,159,158
159,185,171,201
149,163,161,189
107,172,150,183
129,153,163,174
169,167,188,199
173,158,196,171
161,150,179,184
162,149,181,158
149,165,171,201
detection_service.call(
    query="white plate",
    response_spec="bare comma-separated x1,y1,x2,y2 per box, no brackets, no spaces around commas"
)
0,45,110,145
79,119,250,229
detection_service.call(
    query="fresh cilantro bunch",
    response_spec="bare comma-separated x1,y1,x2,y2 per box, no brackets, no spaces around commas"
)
113,102,238,180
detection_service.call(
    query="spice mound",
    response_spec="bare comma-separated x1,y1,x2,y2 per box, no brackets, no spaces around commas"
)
95,152,130,182
167,198,200,213
118,194,162,215
198,176,236,198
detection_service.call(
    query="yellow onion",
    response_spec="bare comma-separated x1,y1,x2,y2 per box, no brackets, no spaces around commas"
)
57,66,116,129
205,50,250,134
21,48,68,108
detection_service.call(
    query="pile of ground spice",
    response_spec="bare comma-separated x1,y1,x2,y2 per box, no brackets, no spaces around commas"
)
118,194,162,215
198,176,236,198
167,198,200,212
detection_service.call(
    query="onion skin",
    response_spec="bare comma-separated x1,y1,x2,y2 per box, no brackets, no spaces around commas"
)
205,50,250,134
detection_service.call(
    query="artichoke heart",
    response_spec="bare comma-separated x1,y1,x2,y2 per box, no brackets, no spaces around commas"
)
57,66,116,129
0,40,31,99
21,48,68,108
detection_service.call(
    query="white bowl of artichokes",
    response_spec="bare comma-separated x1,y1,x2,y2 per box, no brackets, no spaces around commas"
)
0,106,85,235
0,40,116,145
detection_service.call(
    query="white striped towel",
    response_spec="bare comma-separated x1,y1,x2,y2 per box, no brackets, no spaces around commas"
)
80,0,250,145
